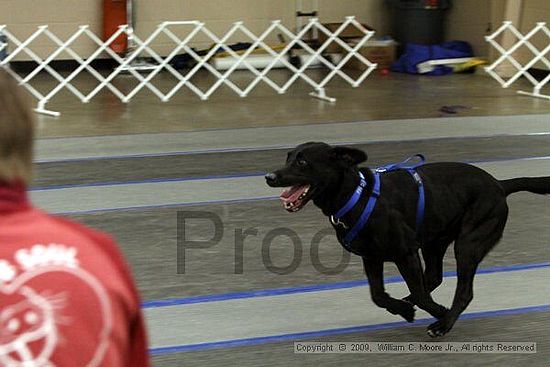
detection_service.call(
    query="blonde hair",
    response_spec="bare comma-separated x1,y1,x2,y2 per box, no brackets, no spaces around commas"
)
0,69,34,185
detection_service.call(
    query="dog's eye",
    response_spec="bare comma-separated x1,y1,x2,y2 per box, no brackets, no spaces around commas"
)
297,159,308,166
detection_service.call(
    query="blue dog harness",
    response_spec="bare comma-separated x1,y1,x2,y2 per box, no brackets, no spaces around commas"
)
331,154,426,251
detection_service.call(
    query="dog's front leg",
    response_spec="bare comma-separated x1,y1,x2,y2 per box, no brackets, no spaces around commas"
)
395,252,448,320
362,257,415,322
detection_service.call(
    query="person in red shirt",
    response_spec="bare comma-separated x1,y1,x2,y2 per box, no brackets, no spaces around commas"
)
0,70,150,366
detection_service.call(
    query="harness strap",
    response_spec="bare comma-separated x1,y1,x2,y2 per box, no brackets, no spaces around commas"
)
334,172,366,219
409,170,425,234
335,154,426,250
377,154,426,172
378,154,426,235
343,171,380,247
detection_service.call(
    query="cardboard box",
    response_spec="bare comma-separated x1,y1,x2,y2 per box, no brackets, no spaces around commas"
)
318,22,375,53
345,40,397,71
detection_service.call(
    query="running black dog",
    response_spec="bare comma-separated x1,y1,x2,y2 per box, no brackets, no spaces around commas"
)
265,142,550,337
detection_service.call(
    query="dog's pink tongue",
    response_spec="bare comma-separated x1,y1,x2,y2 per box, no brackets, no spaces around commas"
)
280,185,309,203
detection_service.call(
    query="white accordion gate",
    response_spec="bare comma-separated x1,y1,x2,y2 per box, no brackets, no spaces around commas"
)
0,17,377,116
485,21,550,101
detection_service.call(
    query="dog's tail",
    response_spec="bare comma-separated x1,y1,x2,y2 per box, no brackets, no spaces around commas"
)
499,177,550,196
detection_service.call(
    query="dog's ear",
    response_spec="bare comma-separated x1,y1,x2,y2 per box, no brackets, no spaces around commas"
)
330,146,368,166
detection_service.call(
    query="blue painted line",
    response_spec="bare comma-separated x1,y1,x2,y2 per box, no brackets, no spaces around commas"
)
32,154,550,193
30,171,266,192
148,304,550,355
141,279,371,309
34,143,299,163
141,261,550,309
465,155,550,165
35,130,550,164
43,152,550,215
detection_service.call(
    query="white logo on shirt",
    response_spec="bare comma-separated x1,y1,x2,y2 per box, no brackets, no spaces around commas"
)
0,244,112,367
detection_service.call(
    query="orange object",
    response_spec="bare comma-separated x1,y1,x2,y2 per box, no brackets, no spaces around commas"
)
426,0,439,8
103,0,127,54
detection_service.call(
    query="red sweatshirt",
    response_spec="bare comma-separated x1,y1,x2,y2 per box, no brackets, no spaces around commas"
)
0,183,150,367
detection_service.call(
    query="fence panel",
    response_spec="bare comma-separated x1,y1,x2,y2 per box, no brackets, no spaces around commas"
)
486,21,550,101
0,17,377,116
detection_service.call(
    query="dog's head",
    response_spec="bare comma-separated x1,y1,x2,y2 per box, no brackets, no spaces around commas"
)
265,142,367,212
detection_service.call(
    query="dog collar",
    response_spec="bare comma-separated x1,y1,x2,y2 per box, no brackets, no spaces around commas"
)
342,171,381,246
332,171,367,222
330,170,380,248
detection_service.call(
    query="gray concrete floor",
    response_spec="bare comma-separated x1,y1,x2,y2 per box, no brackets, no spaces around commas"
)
26,70,550,366
144,267,550,350
33,134,550,188
151,312,550,367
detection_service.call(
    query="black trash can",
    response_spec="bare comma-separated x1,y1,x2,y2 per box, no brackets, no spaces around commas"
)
387,0,452,46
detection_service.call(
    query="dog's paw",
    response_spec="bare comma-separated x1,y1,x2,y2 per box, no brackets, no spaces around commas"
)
388,300,416,323
402,295,448,320
427,318,454,338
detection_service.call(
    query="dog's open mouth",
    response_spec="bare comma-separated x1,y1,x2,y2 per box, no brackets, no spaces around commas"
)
280,184,312,212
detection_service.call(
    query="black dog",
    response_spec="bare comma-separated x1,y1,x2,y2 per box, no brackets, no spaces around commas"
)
265,142,550,337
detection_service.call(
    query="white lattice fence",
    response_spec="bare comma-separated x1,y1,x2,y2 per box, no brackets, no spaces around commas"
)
485,21,550,100
0,17,377,116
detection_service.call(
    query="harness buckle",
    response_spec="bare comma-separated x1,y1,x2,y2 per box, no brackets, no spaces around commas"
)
411,171,422,186
330,215,348,229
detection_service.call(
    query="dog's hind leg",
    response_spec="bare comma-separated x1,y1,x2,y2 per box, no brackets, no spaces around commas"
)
427,203,508,337
423,242,452,293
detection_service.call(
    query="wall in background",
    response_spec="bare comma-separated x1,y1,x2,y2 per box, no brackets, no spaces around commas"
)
486,0,549,71
3,1,540,65
134,0,391,53
445,0,491,56
518,0,550,70
0,0,389,60
487,0,506,62
0,0,102,59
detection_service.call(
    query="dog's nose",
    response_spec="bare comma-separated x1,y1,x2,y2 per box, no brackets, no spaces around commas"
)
265,172,278,185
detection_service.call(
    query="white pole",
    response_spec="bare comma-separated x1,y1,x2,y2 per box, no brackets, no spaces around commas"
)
127,0,135,52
